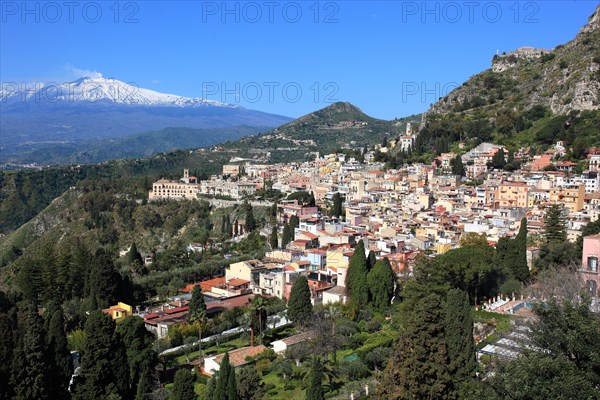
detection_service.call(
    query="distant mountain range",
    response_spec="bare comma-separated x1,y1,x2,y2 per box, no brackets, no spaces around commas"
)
0,77,291,165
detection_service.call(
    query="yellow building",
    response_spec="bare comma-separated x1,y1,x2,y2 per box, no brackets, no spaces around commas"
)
549,184,585,213
102,302,132,321
494,181,530,208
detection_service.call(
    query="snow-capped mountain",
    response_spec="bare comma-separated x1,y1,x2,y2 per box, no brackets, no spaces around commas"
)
1,77,236,108
1,77,292,165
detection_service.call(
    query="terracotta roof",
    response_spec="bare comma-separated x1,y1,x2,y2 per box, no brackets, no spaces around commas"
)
212,346,268,368
227,278,250,287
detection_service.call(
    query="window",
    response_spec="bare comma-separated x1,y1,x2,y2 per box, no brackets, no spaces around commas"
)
588,256,598,272
586,280,597,296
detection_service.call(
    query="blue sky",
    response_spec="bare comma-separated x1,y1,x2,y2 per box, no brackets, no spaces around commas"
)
1,1,597,119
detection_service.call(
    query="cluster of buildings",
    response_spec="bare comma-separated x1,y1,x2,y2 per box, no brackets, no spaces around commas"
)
142,136,600,337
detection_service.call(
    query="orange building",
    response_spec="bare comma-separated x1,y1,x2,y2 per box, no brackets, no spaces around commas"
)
494,181,530,208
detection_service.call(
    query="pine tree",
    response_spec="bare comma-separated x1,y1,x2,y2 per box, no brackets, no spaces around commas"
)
445,289,476,394
270,226,278,249
378,294,452,399
172,369,196,400
287,276,313,326
345,240,369,307
46,309,73,398
11,304,52,400
306,357,324,400
544,205,567,244
73,311,130,400
282,224,292,248
367,258,395,310
187,285,207,323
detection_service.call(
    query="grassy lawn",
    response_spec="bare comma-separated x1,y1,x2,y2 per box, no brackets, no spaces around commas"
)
474,310,514,334
262,370,305,400
176,336,250,364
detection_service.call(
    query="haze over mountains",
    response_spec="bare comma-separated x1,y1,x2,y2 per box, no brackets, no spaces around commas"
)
0,77,291,165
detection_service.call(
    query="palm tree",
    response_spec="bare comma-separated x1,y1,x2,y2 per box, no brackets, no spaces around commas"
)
249,295,268,345
325,304,342,362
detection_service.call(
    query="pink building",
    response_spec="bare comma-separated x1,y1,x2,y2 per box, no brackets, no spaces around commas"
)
580,234,600,297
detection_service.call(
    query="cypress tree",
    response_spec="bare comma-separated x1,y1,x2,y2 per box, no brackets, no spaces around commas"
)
215,353,232,400
233,219,239,237
46,309,73,398
367,251,377,271
282,224,293,248
289,215,300,230
378,294,452,399
87,249,122,309
172,369,196,400
306,357,324,400
345,240,369,307
126,242,143,267
445,289,476,393
287,276,313,326
0,311,16,400
11,304,52,400
512,218,529,282
245,204,256,232
270,226,278,249
73,311,130,400
227,364,237,400
331,193,343,218
187,284,207,323
367,258,395,310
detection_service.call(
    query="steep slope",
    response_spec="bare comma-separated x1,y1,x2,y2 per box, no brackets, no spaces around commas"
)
413,5,600,158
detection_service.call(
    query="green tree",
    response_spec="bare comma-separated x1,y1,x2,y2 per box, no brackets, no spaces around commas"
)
126,242,144,266
330,193,343,218
269,226,278,249
187,285,207,323
450,155,465,176
0,308,16,400
236,365,264,400
490,148,507,169
367,251,377,272
86,249,123,309
215,352,234,400
116,316,158,397
73,311,130,400
367,258,395,310
444,289,475,394
11,304,52,400
487,297,600,399
544,205,567,244
345,240,369,307
172,369,196,400
281,224,293,248
244,203,256,232
289,215,300,230
306,357,324,400
227,364,237,400
512,218,529,282
46,309,73,398
378,294,452,400
287,276,313,326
